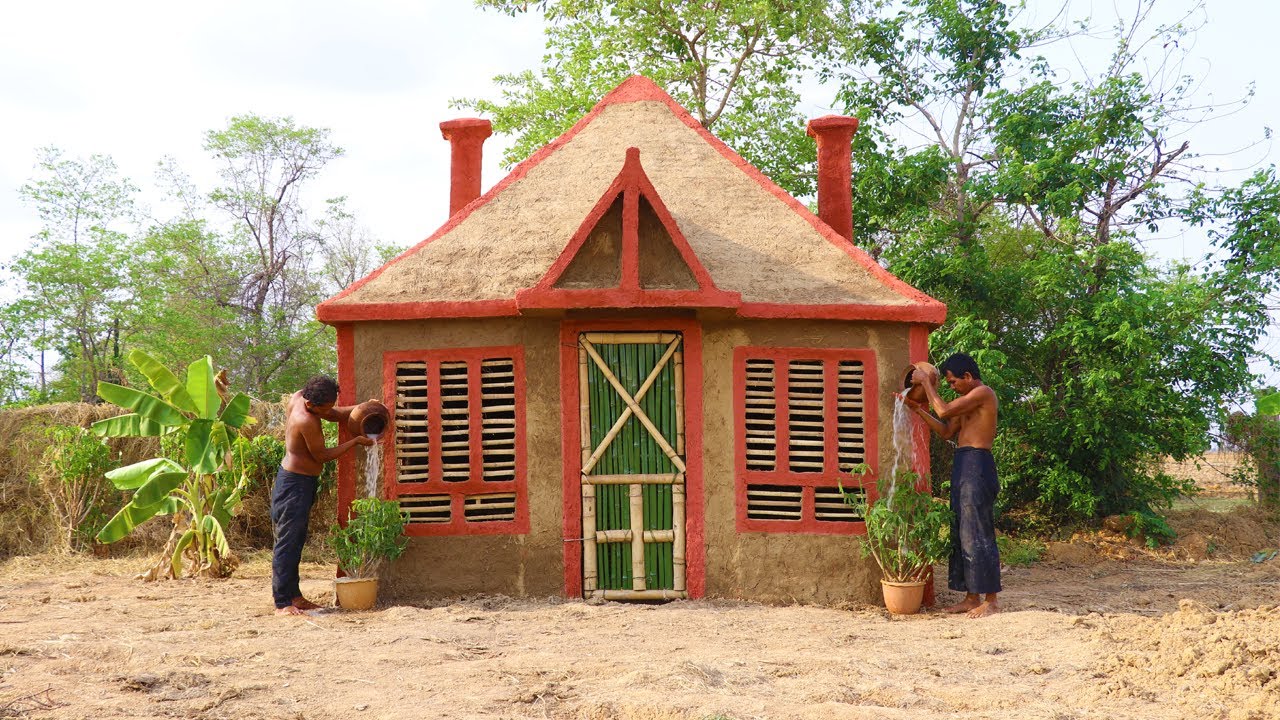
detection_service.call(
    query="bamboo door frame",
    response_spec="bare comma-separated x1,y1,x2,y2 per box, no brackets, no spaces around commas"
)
559,318,705,599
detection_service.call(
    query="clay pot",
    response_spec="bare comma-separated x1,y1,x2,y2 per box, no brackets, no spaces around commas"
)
334,577,379,611
881,579,927,615
901,362,938,403
347,400,390,438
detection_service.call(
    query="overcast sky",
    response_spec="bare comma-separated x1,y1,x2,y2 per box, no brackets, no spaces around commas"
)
1,1,1276,370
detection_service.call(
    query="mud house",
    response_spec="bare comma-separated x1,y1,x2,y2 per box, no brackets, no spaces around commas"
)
317,76,946,604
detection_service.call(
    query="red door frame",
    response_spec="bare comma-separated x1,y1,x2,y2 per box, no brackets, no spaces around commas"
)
559,317,705,598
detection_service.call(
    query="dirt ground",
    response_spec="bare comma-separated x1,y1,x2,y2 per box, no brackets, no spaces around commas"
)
2,504,1279,720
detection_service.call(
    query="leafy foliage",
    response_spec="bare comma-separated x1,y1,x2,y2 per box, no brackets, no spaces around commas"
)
840,463,952,583
327,498,408,579
35,425,121,552
93,350,256,580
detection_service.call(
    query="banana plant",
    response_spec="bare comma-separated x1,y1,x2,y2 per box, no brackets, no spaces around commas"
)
93,350,256,580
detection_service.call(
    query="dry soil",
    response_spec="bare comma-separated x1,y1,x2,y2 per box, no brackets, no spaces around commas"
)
1,509,1278,720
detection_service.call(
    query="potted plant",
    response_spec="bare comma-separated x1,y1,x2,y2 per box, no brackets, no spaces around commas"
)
327,497,408,610
841,463,953,615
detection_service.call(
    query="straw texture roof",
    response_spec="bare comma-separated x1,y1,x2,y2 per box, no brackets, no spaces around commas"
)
323,77,941,316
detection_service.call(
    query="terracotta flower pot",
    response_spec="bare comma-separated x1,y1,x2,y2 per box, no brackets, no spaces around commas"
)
901,362,938,404
881,579,926,615
334,577,379,611
347,401,390,438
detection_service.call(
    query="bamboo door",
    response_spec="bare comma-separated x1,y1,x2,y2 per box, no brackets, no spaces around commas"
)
578,332,687,600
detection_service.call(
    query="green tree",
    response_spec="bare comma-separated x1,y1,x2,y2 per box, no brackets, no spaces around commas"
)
9,148,140,402
203,114,344,394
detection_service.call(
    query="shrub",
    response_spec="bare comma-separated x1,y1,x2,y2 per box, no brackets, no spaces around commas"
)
36,425,121,552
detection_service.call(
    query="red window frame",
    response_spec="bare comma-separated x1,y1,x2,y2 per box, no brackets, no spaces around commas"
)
381,346,530,536
733,346,880,535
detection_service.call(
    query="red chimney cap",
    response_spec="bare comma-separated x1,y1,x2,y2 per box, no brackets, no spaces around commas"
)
806,115,860,136
440,118,493,140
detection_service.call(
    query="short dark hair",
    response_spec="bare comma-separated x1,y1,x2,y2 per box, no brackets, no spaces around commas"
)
302,375,339,405
938,352,981,381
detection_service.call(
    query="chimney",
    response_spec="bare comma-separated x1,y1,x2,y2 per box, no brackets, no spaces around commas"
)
439,118,493,216
805,115,860,242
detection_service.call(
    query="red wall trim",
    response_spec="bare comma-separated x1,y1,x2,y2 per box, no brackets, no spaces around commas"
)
380,345,531,536
738,302,946,324
336,324,356,528
908,325,932,487
318,299,519,323
732,346,881,536
559,317,705,599
907,323,937,607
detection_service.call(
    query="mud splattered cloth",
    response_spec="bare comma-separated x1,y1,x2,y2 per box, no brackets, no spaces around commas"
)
948,447,1002,594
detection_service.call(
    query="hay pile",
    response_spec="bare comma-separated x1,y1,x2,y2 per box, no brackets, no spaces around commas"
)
0,400,327,561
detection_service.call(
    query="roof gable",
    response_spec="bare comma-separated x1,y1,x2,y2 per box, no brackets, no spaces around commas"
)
318,76,944,325
517,147,740,310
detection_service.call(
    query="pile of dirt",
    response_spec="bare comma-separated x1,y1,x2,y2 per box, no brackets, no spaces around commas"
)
1043,505,1280,565
1168,505,1280,561
1092,600,1280,719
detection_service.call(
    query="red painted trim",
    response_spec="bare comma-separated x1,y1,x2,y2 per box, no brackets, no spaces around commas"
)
318,75,944,326
318,300,519,323
517,146,742,311
380,345,531,536
559,317,706,599
519,287,741,310
908,324,935,607
733,346,880,535
908,325,932,487
738,302,946,324
336,324,356,528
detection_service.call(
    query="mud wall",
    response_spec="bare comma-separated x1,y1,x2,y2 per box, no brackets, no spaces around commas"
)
354,315,913,605
350,319,565,599
698,318,913,604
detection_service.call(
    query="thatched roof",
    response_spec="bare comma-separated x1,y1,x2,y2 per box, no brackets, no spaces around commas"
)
319,76,944,324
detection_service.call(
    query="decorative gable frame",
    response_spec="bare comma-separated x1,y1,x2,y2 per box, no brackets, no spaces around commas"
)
516,147,741,311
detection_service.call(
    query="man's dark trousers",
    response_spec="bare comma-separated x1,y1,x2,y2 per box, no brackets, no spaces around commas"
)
271,467,318,608
948,447,1002,594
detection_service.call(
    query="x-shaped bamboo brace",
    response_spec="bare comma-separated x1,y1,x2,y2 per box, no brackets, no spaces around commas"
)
581,337,686,475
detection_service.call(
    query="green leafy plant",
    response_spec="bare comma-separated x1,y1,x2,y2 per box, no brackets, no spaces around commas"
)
327,498,408,579
840,463,952,583
996,535,1046,567
93,350,256,580
1125,510,1177,549
36,425,121,552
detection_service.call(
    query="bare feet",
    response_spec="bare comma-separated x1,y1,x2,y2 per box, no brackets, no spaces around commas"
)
291,596,321,611
943,594,981,614
275,605,305,616
967,598,999,618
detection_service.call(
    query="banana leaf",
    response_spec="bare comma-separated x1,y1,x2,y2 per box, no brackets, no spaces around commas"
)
185,419,221,474
219,392,254,429
128,349,199,414
105,458,185,490
132,471,189,507
187,356,219,420
203,514,232,557
97,496,180,544
171,529,196,578
97,382,188,427
92,412,165,438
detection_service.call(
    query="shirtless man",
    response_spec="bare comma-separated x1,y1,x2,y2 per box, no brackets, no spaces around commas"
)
907,352,1001,618
272,376,372,616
